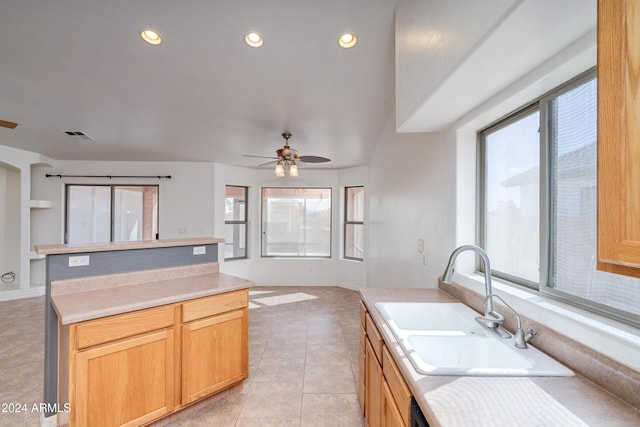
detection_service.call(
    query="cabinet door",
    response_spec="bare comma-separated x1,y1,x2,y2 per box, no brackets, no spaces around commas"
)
182,308,248,404
358,324,366,415
74,329,175,427
382,380,406,427
597,0,640,277
365,338,383,427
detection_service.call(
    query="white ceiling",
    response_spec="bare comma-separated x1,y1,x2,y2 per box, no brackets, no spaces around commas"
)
0,0,597,169
0,0,397,168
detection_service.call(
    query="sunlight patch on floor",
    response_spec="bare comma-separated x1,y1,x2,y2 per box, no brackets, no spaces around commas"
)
251,292,319,308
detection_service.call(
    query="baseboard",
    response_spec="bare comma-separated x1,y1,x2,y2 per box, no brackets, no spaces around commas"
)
0,286,46,302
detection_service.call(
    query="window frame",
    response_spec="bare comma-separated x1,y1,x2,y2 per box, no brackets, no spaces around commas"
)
260,187,333,259
224,185,249,261
478,67,640,327
64,184,159,244
477,102,541,290
343,186,364,261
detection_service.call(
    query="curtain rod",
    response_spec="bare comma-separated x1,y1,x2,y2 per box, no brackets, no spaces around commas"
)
46,174,171,179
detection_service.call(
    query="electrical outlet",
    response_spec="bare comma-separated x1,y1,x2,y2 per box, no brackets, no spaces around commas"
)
193,246,206,255
69,255,90,267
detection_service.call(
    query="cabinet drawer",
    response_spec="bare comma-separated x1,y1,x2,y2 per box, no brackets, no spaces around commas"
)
182,289,248,323
365,312,383,363
383,346,412,426
75,305,175,350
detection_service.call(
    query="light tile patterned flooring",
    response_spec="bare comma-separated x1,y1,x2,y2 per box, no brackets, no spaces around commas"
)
0,286,364,427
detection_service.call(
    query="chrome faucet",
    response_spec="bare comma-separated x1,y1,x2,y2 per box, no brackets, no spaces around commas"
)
441,245,508,336
483,294,537,348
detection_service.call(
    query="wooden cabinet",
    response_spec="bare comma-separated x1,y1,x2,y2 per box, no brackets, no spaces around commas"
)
182,308,248,404
382,347,412,426
75,329,175,427
365,338,383,427
597,0,640,277
382,380,405,427
60,289,249,427
68,305,176,427
360,303,412,427
358,302,367,415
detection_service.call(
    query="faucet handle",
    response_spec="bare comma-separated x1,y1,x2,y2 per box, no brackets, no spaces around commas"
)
524,327,537,342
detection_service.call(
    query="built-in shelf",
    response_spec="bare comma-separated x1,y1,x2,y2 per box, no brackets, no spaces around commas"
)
29,200,53,209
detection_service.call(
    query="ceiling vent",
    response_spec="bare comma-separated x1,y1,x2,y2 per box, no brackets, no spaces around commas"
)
63,130,94,141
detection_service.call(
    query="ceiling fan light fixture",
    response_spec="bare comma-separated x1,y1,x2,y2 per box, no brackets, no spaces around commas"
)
289,162,299,177
274,162,285,177
244,32,264,48
338,32,357,48
140,29,162,46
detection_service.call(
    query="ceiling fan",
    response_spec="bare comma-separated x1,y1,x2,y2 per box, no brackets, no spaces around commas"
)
0,119,18,129
244,132,330,176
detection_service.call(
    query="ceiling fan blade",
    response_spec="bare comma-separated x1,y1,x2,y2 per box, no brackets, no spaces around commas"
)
0,119,18,129
243,154,279,160
298,155,330,163
258,160,278,167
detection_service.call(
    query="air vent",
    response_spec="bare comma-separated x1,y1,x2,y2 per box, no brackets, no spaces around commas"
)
63,130,94,141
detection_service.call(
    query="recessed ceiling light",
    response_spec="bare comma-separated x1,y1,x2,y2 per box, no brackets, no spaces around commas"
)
244,32,264,48
140,29,162,46
338,32,357,48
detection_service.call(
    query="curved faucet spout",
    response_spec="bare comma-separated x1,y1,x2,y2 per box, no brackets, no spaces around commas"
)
441,245,499,324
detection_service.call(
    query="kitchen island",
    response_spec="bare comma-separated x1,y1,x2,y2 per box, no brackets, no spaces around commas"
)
36,238,254,427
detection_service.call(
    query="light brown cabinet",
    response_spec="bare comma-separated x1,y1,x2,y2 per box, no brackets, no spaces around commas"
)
382,380,405,427
75,328,175,427
59,289,249,427
182,308,248,404
360,303,412,427
597,0,640,277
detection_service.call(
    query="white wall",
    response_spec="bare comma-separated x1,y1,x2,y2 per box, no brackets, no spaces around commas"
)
366,115,456,289
31,160,216,242
337,165,368,290
215,162,347,286
28,159,369,289
0,164,20,285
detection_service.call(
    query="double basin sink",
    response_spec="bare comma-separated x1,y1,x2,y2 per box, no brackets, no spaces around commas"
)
375,302,573,376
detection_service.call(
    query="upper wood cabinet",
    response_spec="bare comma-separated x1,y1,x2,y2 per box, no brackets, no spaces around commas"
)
597,0,640,277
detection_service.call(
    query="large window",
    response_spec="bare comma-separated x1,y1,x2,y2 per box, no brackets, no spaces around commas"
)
479,69,640,324
344,186,364,260
480,106,540,286
224,185,248,260
261,187,331,258
65,185,158,244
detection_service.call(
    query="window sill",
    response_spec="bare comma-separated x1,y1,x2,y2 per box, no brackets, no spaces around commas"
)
449,272,640,372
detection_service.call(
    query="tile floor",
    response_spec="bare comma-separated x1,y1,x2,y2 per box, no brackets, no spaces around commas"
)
0,286,364,427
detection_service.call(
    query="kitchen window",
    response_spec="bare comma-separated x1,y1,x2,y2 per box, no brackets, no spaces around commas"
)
224,185,248,260
480,68,640,325
261,187,331,258
344,186,364,260
65,185,158,244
